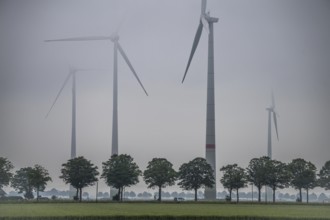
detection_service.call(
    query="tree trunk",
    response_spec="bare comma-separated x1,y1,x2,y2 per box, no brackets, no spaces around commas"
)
37,188,39,201
76,188,79,201
119,187,122,202
272,187,276,203
194,188,197,202
306,188,309,203
236,188,239,203
158,186,162,202
258,186,261,202
79,188,82,202
229,189,232,201
299,188,302,203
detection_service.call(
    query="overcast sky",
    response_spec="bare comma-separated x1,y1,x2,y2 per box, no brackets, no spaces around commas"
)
1,0,330,194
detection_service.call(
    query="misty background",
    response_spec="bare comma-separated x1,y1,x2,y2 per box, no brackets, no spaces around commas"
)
0,0,329,194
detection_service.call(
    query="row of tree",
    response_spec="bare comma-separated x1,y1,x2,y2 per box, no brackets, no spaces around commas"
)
1,156,329,203
221,157,330,203
0,156,213,202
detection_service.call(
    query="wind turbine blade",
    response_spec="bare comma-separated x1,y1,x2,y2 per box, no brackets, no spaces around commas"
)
117,43,148,96
273,112,279,140
45,36,111,42
45,73,72,118
274,110,280,118
74,68,108,72
201,15,209,34
201,0,207,15
182,21,203,83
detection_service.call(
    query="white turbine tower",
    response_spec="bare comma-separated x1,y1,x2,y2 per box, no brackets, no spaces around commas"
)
265,91,279,202
45,33,148,157
266,91,279,159
46,66,102,159
181,0,218,200
46,67,103,198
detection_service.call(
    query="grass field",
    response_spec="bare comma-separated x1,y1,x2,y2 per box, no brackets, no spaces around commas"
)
0,202,330,219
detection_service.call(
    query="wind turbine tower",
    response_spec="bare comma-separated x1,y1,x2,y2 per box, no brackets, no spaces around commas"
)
46,32,148,157
46,67,101,159
266,91,279,159
181,0,218,200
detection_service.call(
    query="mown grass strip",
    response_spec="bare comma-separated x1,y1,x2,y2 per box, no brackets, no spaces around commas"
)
1,216,330,220
0,203,329,219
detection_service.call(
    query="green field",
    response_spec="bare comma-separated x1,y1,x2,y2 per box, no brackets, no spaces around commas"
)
0,202,330,220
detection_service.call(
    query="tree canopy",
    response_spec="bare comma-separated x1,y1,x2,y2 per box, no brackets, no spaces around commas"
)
3,154,330,203
220,164,247,202
246,156,270,202
0,157,14,190
178,157,215,201
29,164,52,200
288,158,317,203
11,164,51,200
60,156,99,202
11,167,35,199
101,154,141,201
266,159,290,202
318,160,330,190
143,158,177,201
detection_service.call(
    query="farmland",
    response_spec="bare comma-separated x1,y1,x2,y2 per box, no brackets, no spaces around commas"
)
1,202,330,220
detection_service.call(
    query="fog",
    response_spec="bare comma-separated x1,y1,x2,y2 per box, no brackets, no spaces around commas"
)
1,0,329,193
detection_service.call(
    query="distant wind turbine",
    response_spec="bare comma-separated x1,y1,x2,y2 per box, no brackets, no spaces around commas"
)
45,32,148,156
181,0,218,200
46,67,103,159
266,91,279,159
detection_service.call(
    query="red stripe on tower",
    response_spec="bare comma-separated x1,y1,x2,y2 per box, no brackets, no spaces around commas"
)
206,144,215,149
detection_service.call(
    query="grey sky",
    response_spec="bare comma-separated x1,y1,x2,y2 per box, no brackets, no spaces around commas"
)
1,0,329,193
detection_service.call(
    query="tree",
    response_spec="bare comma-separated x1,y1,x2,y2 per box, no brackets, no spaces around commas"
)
309,192,317,201
0,157,14,190
129,191,136,198
143,158,177,202
246,156,270,202
124,191,130,199
97,192,104,197
177,157,215,201
318,193,328,202
60,156,99,202
171,191,178,198
288,158,317,203
266,159,291,203
11,165,52,200
178,192,186,198
318,160,330,190
82,192,89,198
162,191,171,198
29,165,52,200
103,192,110,198
101,154,141,201
220,164,247,203
11,167,34,199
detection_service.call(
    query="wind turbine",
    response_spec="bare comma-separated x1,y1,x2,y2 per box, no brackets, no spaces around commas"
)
45,32,148,156
181,0,218,200
266,91,279,159
46,66,102,159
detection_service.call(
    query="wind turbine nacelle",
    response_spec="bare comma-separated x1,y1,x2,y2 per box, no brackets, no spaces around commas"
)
205,15,219,23
110,34,119,42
